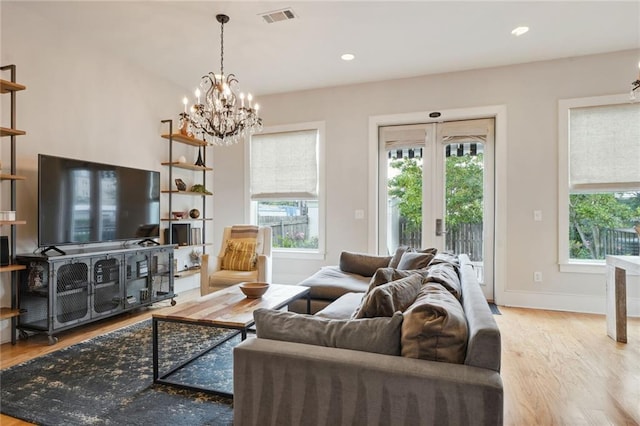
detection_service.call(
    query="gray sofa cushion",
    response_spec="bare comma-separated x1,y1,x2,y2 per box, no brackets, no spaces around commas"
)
297,266,370,300
396,251,436,270
401,283,468,364
254,308,403,356
353,274,423,319
315,292,364,319
339,251,392,277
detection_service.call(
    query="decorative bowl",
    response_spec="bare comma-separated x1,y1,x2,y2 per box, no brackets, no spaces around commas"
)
239,282,269,298
172,211,187,220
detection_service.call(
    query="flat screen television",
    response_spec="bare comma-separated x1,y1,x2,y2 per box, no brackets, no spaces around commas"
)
38,154,160,252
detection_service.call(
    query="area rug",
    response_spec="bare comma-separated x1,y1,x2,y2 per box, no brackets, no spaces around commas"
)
0,319,240,425
488,302,502,315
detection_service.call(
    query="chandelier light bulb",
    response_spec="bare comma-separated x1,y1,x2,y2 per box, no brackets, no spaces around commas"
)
182,97,188,112
255,104,260,112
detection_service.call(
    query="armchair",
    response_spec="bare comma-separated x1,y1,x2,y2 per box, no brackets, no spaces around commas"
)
200,225,272,295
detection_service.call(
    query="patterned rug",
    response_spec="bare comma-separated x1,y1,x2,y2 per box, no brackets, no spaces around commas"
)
0,319,240,425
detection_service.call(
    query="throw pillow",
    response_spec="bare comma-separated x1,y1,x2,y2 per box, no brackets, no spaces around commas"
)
353,274,423,319
253,308,403,356
396,251,435,270
388,245,410,268
401,283,468,364
339,251,392,277
221,239,257,271
366,267,430,294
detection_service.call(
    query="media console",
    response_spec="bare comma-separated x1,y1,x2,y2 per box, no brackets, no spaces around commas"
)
16,244,175,345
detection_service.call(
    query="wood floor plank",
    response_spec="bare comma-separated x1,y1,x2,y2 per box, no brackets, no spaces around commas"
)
1,293,638,425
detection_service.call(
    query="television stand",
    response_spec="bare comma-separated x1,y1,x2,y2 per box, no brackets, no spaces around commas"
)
41,246,66,256
138,239,160,246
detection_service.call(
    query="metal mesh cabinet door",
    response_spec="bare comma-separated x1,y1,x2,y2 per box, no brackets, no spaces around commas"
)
17,259,50,331
91,254,123,317
53,259,90,328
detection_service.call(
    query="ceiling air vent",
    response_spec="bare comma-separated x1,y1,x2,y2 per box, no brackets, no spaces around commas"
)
260,8,296,24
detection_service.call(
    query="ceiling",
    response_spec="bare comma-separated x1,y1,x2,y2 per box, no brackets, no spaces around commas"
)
3,1,640,97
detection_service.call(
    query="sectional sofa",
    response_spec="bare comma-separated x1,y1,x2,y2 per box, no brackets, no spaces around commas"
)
233,251,503,425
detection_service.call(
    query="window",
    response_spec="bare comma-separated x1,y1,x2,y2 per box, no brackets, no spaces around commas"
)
248,122,325,257
559,95,640,270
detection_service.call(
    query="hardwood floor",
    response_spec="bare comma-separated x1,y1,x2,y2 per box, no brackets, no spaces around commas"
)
1,293,638,426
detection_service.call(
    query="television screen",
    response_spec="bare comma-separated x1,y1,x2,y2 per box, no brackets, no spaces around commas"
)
38,154,160,248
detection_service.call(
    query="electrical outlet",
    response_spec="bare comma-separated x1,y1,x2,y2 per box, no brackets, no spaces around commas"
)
354,209,365,220
534,271,543,282
533,210,542,221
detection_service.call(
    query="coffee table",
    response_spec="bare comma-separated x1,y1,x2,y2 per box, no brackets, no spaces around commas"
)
152,283,310,398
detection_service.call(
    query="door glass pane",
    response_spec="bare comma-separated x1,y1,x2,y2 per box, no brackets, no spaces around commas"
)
386,147,423,254
444,142,485,283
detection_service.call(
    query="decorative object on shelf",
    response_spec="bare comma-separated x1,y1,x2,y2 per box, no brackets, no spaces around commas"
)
189,208,200,219
190,184,212,195
190,248,202,266
174,178,187,191
239,282,269,298
194,147,205,167
172,211,188,220
631,61,640,102
0,210,16,221
178,112,193,136
180,14,262,147
177,155,187,164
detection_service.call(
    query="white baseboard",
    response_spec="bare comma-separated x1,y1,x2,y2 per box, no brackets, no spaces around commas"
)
498,290,640,317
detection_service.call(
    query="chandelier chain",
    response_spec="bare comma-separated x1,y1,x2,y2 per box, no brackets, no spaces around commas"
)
220,17,224,77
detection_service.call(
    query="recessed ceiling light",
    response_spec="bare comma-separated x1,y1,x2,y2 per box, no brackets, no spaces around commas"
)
341,53,355,61
511,26,529,36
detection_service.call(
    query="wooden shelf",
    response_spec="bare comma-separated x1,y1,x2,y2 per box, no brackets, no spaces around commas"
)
0,264,26,273
174,243,214,250
161,190,212,196
161,133,208,147
174,268,201,278
161,162,212,172
0,220,26,226
0,173,26,181
0,307,21,320
0,79,26,93
1,127,26,137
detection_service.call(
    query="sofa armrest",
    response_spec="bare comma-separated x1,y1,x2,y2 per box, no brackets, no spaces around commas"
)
234,338,503,426
256,254,272,283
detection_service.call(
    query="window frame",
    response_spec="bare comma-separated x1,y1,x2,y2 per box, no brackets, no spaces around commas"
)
558,93,635,273
245,121,326,260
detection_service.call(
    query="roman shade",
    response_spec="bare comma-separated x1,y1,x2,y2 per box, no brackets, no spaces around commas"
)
569,103,640,190
250,129,318,200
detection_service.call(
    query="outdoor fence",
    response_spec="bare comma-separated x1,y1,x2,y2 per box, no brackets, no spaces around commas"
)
399,220,484,262
259,216,309,245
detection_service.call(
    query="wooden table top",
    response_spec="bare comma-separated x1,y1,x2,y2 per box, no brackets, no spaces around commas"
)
152,283,309,328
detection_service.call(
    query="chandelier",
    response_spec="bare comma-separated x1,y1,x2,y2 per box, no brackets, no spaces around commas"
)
180,14,262,146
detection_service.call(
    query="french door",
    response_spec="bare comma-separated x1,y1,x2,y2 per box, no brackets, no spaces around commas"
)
378,118,495,300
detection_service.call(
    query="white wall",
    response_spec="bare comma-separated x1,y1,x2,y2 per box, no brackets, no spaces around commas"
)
0,5,205,343
213,49,640,315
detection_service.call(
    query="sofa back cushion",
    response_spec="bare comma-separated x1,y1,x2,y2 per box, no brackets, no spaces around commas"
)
401,283,468,364
339,251,392,277
424,262,462,300
254,308,403,356
353,274,423,319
